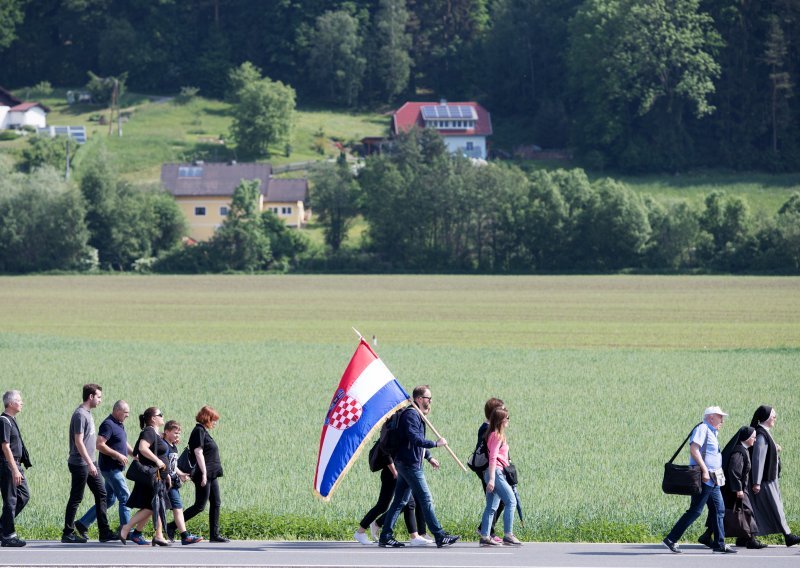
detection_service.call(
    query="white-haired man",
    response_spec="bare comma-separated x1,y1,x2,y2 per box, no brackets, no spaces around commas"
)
663,406,737,554
1,390,30,547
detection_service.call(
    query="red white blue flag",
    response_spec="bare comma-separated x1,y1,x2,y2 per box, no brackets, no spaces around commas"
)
314,338,410,500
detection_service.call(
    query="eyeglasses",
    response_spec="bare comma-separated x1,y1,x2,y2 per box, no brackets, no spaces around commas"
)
419,396,432,401
156,413,164,417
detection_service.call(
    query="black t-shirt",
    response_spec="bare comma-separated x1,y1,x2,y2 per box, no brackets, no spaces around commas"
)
189,423,223,479
0,413,23,461
133,427,169,468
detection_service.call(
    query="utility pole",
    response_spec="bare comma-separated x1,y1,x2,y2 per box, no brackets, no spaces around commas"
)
65,137,70,180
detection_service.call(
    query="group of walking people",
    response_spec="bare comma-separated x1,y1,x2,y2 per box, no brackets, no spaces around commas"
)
1,385,227,547
354,388,522,548
663,405,799,554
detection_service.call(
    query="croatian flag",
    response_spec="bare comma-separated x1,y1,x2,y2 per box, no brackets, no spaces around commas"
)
314,338,410,500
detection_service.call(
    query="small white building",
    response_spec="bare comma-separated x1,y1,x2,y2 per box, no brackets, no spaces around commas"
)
0,86,50,130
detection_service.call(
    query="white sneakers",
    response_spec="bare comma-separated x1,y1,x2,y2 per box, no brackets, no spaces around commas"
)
369,521,380,541
354,528,433,547
354,530,373,545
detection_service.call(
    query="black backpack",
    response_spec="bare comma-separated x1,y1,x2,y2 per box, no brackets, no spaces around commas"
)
380,406,411,456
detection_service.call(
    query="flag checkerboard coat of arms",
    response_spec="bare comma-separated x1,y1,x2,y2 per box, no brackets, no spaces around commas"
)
313,338,410,500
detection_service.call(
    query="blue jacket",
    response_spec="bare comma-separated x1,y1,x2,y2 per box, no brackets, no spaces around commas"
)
394,407,435,469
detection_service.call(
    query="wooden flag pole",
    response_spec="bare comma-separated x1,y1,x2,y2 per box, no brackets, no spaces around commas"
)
411,401,468,473
350,328,466,472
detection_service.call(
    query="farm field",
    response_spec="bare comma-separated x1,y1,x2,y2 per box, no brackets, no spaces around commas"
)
0,274,798,542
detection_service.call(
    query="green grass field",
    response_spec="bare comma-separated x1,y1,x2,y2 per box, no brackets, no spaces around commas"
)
0,274,798,542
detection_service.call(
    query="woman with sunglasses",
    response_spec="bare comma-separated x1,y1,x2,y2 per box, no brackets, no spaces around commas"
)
478,407,521,546
120,407,170,546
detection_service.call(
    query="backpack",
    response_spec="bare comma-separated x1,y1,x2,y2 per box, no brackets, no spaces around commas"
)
177,445,196,476
380,406,411,456
467,437,489,474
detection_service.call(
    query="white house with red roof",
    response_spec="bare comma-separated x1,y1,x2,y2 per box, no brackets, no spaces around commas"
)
0,86,50,130
391,100,492,159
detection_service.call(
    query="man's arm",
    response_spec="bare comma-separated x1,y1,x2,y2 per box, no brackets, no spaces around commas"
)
1,442,22,485
96,435,128,466
689,442,709,482
74,433,98,477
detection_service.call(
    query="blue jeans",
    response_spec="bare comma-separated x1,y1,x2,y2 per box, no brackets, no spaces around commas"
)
481,467,516,536
78,469,131,529
666,483,724,548
379,461,445,541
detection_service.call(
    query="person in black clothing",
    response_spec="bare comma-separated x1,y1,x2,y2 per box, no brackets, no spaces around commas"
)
1,390,30,547
472,397,505,544
168,405,227,542
698,426,767,550
120,407,170,546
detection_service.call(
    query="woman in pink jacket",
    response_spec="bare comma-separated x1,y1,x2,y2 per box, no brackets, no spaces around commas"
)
479,407,522,546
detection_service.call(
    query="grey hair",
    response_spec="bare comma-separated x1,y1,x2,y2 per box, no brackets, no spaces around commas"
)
3,391,21,408
112,400,128,412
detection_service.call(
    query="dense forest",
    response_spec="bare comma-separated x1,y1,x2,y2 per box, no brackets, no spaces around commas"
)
1,0,799,173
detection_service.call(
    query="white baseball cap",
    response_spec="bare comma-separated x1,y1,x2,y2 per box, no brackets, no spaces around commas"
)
703,406,729,417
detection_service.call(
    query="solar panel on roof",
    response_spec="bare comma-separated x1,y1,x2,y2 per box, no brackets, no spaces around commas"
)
421,105,476,121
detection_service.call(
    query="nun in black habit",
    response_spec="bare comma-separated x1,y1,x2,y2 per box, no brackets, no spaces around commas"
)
749,405,800,547
698,426,766,549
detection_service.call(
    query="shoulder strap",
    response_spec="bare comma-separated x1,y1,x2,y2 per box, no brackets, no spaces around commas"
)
667,422,703,464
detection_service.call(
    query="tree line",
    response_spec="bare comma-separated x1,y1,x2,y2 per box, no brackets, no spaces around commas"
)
2,130,799,274
310,130,800,274
1,0,798,172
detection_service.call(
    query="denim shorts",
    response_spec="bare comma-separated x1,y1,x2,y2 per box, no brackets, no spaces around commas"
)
168,487,183,510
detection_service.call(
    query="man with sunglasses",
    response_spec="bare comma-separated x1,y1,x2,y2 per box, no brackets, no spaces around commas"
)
379,385,460,549
62,384,119,543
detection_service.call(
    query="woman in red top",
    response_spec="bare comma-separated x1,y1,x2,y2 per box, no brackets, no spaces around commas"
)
479,407,521,546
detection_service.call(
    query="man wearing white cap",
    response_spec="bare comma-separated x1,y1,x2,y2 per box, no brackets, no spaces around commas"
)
663,406,737,554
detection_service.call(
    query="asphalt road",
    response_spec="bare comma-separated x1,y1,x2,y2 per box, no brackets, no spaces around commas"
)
1,541,798,568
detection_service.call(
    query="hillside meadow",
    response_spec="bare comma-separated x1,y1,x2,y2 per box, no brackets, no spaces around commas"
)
2,90,800,216
0,274,798,542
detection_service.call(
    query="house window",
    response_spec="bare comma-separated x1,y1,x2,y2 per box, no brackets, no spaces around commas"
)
282,207,292,215
179,166,203,177
466,142,474,151
220,206,229,216
195,207,206,216
270,207,279,214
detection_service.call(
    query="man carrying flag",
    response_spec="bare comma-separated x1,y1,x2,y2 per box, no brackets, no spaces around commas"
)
379,385,461,549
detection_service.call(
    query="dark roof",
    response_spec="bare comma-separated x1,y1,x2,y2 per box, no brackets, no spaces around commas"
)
161,162,308,203
161,162,272,197
267,178,308,203
0,86,22,107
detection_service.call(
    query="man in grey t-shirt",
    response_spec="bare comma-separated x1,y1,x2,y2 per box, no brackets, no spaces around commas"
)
62,384,118,543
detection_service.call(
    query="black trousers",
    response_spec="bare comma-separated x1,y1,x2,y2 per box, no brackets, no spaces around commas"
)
0,462,30,538
64,462,111,537
360,467,425,535
180,477,221,537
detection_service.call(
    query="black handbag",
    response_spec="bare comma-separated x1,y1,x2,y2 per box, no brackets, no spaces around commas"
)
662,422,703,495
724,500,754,538
503,463,519,485
126,459,157,486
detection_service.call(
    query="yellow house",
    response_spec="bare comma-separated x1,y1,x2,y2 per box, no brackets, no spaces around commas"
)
161,161,310,242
